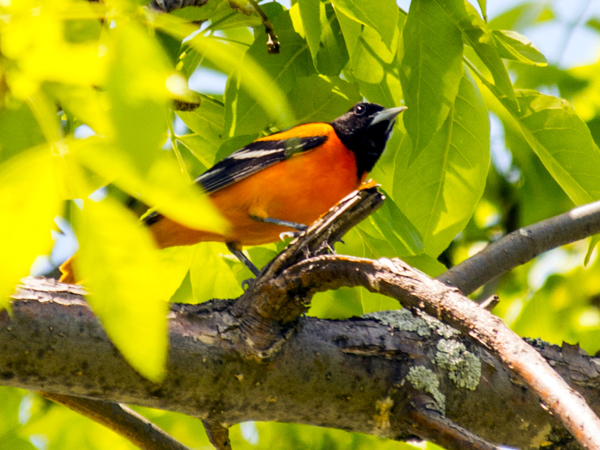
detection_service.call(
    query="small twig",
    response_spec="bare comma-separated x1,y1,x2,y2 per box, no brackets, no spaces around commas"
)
479,295,499,311
202,420,231,450
437,200,600,295
41,393,191,450
247,0,280,54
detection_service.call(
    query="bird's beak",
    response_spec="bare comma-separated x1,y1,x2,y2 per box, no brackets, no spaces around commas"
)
370,106,407,126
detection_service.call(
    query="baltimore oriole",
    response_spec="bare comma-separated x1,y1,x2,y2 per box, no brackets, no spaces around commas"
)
60,102,405,280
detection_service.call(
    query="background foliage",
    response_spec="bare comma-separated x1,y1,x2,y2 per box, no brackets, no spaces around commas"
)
2,0,600,448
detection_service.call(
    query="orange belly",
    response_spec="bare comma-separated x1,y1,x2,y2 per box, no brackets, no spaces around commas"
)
150,130,360,248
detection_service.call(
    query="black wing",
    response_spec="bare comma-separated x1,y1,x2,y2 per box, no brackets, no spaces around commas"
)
142,135,327,227
195,135,327,194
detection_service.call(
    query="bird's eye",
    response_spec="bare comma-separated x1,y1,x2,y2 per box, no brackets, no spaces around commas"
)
355,104,366,116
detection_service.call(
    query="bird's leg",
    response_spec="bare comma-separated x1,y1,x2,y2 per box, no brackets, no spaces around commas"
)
226,242,260,277
250,215,308,232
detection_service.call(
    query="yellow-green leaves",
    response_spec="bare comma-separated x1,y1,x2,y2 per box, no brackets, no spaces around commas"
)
1,0,107,98
330,0,398,50
0,149,61,309
394,71,489,256
400,0,463,159
73,197,168,382
512,90,600,205
491,30,547,66
105,22,171,173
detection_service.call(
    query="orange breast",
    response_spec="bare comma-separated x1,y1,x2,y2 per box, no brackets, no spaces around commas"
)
150,124,360,248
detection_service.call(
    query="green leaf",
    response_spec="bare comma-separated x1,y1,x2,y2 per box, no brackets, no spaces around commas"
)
105,21,172,174
491,29,547,66
223,9,314,136
446,2,516,107
293,0,322,66
338,11,402,106
399,0,463,158
153,12,293,135
170,0,224,22
488,2,553,31
45,83,111,135
190,243,245,302
287,75,361,123
358,195,424,257
0,100,45,164
476,0,487,21
0,148,61,310
502,120,573,227
330,0,399,50
315,4,350,76
394,70,490,257
511,90,600,205
71,139,228,234
73,197,169,382
176,98,225,154
157,246,195,300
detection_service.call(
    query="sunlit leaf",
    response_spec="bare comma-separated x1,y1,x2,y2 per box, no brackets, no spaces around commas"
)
223,8,314,136
476,0,487,21
0,100,45,164
292,0,322,66
45,83,111,136
286,74,361,123
190,243,245,302
394,70,490,256
445,2,516,107
491,29,547,66
315,3,349,76
488,2,553,31
152,12,294,132
176,98,225,154
2,1,106,92
73,197,169,381
399,0,463,159
71,139,228,234
0,148,61,310
330,0,399,50
510,90,600,205
339,11,402,107
105,21,171,174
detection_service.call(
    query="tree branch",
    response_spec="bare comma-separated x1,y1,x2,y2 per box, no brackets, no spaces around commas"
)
4,283,600,449
437,200,600,295
41,393,191,450
247,0,280,54
278,255,600,449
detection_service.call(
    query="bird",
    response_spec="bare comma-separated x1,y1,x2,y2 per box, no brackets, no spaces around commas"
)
60,102,405,281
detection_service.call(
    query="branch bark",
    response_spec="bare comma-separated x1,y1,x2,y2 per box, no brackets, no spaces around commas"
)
3,282,600,449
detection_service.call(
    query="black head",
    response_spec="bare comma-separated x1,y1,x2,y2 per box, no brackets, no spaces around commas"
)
330,102,406,177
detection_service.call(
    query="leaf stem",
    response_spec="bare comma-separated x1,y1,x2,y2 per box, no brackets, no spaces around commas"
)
167,113,191,183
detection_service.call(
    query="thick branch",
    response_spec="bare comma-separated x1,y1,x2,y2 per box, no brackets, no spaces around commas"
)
3,284,600,449
438,200,600,295
281,255,600,449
